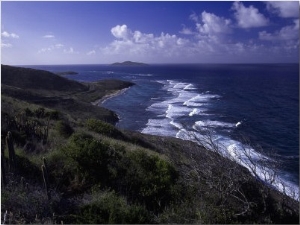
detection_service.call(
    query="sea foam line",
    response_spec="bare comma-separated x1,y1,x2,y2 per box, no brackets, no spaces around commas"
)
143,79,299,201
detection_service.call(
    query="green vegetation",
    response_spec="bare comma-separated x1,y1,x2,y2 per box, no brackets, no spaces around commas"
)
86,118,124,139
1,65,299,224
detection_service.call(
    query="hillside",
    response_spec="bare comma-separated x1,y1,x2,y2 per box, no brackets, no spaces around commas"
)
1,65,299,224
1,65,85,92
1,65,134,124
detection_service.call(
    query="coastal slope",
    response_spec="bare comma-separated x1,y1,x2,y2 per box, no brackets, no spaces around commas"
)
1,65,298,224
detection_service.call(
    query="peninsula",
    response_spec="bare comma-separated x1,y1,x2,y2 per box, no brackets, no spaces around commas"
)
56,71,78,76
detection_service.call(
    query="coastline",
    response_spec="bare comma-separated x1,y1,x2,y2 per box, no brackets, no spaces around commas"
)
91,87,131,106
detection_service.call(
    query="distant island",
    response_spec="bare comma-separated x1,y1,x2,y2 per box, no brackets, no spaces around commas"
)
56,71,78,76
111,61,149,66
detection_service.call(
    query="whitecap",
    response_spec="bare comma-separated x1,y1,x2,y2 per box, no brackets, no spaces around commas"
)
141,118,177,137
193,120,235,130
184,84,197,90
170,120,183,130
235,121,242,127
166,104,191,119
189,108,201,116
184,93,220,107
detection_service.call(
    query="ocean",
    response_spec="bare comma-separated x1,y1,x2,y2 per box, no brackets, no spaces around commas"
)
28,64,299,199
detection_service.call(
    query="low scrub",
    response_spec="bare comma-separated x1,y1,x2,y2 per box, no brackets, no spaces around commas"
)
76,190,151,224
56,120,74,138
62,132,180,212
86,118,125,139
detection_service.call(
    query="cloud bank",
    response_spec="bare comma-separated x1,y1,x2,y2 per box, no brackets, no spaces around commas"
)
232,2,269,28
2,31,19,39
100,2,298,63
266,1,299,18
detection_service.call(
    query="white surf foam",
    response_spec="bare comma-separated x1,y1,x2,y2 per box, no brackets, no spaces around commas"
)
143,79,299,201
170,120,184,130
141,118,177,137
235,121,242,127
166,104,192,119
184,84,197,90
184,94,220,107
189,108,200,116
193,120,235,130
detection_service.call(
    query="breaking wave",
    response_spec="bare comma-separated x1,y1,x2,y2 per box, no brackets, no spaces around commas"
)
141,79,299,201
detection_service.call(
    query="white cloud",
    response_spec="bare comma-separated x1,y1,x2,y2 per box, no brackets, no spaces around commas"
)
259,19,299,41
87,50,96,55
104,23,286,63
103,24,191,60
64,47,74,54
38,43,64,53
196,11,232,35
232,2,269,28
1,42,12,48
189,13,199,22
111,24,130,39
180,25,194,35
1,31,9,37
266,1,299,18
63,47,79,54
181,11,233,56
55,44,64,48
2,31,19,38
43,34,55,38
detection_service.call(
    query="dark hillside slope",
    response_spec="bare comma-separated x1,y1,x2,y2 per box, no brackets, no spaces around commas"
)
1,65,133,124
1,65,86,92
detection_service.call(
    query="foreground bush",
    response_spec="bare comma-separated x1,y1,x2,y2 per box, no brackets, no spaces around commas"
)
121,150,179,211
62,132,180,212
76,190,152,224
85,118,125,139
56,120,74,138
62,132,123,185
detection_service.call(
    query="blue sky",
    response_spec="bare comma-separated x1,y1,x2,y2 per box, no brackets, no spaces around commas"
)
1,1,299,65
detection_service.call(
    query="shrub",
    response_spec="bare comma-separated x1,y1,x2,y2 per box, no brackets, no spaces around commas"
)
121,150,178,211
24,108,34,117
45,110,60,120
34,107,45,118
76,191,151,224
85,118,124,139
56,120,74,138
62,133,123,185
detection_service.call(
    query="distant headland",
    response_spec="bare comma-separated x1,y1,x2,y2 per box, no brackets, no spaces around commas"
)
111,61,149,66
56,71,78,76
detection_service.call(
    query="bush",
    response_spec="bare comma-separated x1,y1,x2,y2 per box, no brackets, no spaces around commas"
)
45,110,60,120
85,118,125,139
76,191,151,224
24,108,34,117
62,133,123,185
56,120,74,138
121,150,178,211
34,107,45,118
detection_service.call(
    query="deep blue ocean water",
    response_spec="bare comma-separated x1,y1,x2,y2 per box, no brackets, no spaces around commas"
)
28,64,299,199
